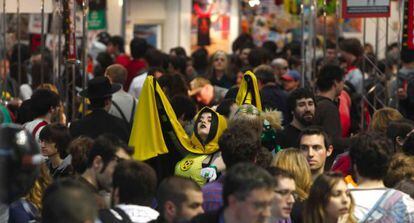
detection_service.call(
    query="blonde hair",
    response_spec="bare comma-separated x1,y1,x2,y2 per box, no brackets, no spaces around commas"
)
25,163,53,211
370,107,403,133
303,172,357,223
271,148,312,201
261,109,283,131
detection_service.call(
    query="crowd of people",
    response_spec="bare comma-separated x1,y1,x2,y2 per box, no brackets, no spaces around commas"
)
1,31,414,223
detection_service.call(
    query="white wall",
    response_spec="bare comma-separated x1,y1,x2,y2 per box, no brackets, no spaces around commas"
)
107,0,123,36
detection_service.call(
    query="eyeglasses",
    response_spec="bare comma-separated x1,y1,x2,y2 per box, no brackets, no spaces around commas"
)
274,189,299,200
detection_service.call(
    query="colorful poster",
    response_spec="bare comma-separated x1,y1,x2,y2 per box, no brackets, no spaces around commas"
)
342,0,391,18
191,0,231,53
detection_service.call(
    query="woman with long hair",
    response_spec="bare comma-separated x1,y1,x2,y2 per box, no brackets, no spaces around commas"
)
207,50,234,89
303,172,356,223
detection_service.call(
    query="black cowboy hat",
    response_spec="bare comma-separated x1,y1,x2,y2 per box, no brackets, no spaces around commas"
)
79,76,121,98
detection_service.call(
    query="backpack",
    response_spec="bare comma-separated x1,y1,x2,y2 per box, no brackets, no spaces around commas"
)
99,207,133,223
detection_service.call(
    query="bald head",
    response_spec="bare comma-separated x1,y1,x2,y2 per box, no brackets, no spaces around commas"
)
105,64,127,85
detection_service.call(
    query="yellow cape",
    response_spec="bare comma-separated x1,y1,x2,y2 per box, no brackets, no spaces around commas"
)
235,71,262,111
188,107,227,155
129,76,193,161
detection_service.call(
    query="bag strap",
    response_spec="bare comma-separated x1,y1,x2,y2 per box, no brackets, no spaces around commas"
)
112,100,129,125
360,189,393,222
112,207,133,223
32,120,48,137
129,98,136,124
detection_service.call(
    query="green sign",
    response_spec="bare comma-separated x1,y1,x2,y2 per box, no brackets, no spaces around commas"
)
88,10,106,30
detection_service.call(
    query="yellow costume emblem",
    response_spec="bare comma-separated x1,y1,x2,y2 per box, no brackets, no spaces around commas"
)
180,159,194,171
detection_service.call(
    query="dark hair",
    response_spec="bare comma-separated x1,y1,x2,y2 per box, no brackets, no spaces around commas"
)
254,65,275,84
266,167,294,187
316,64,344,92
349,131,392,180
248,47,270,68
69,137,94,174
216,98,236,119
192,47,209,74
109,36,125,53
99,133,133,156
395,178,414,199
171,95,197,121
287,88,315,113
30,89,60,118
403,133,414,156
170,47,187,57
339,38,363,58
219,122,260,169
169,55,187,75
299,126,331,149
223,163,275,207
113,160,157,205
158,73,188,99
232,33,254,53
42,179,97,223
86,135,120,170
262,41,277,59
130,37,148,59
326,40,336,50
157,176,201,215
31,62,52,89
9,63,29,84
386,119,414,151
95,52,114,77
39,123,72,158
144,48,164,68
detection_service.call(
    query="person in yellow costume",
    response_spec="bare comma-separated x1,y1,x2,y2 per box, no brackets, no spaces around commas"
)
129,76,194,181
175,107,227,186
235,70,262,111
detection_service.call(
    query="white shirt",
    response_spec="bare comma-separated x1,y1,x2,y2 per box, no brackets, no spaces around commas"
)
23,118,48,144
128,72,148,99
115,204,159,223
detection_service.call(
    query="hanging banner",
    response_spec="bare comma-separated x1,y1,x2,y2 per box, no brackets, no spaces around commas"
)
64,0,77,61
88,10,106,30
407,0,414,49
342,0,391,18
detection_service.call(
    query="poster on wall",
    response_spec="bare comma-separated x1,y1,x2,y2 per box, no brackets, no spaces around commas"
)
240,0,299,48
134,24,162,49
342,0,391,18
191,0,231,53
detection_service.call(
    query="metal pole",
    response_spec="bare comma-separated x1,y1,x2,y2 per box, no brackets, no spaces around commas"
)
57,0,62,87
361,18,367,130
71,64,76,121
1,0,6,101
17,0,21,86
323,0,327,58
40,0,45,84
81,0,88,117
374,18,380,109
312,0,317,83
300,3,306,87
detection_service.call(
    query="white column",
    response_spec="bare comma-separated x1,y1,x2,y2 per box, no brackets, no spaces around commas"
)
107,0,123,36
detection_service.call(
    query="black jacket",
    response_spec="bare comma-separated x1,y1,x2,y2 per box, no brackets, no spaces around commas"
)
70,109,130,143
